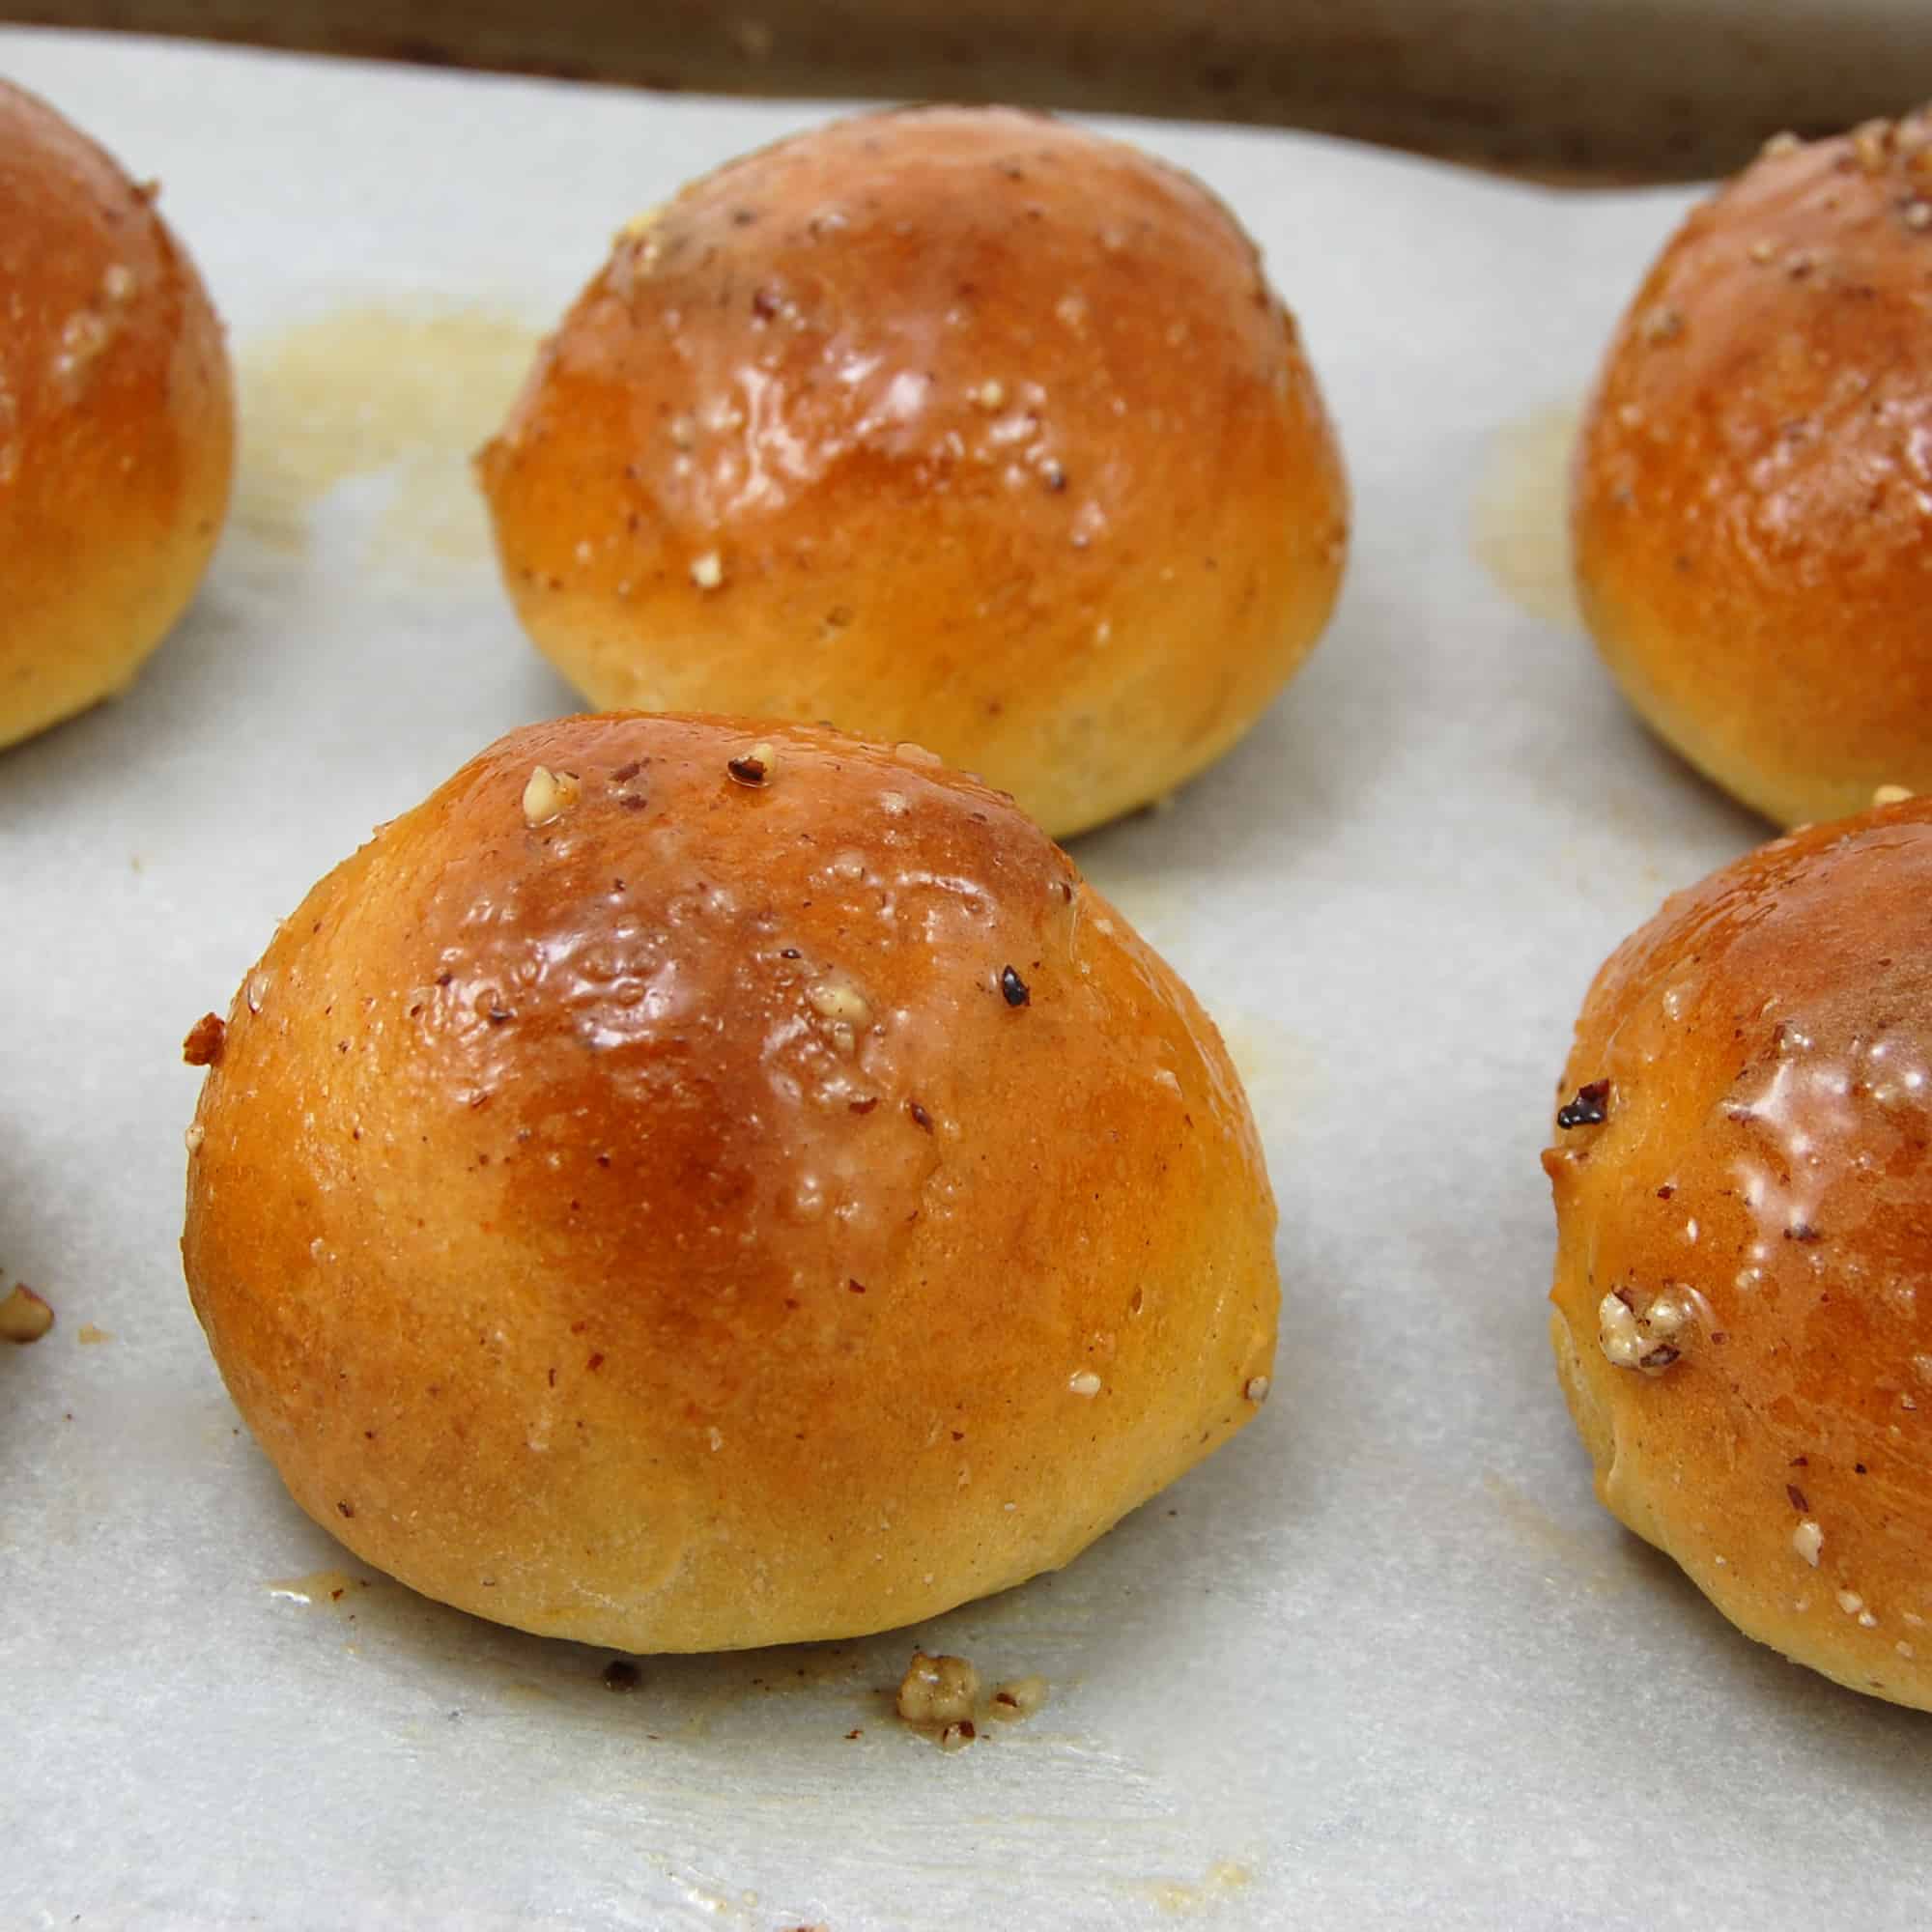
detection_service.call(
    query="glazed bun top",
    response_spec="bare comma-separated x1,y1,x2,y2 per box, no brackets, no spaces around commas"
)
1547,796,1932,1706
1572,109,1932,826
0,78,233,748
478,105,1347,837
181,713,1279,1650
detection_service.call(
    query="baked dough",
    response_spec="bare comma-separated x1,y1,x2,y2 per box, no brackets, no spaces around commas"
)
1547,794,1932,1708
478,106,1347,837
0,80,232,749
182,714,1279,1651
1573,112,1932,827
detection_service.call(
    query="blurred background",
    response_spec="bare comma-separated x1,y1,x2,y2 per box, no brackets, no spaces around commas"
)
3,0,1932,180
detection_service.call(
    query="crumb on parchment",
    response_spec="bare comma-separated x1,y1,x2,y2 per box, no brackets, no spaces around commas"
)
896,1649,978,1724
894,1651,1050,1747
0,1283,53,1344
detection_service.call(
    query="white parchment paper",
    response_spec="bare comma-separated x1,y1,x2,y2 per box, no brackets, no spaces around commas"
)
2,29,1925,1931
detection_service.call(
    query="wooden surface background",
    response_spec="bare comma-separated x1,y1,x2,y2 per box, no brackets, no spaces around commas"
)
5,0,1932,180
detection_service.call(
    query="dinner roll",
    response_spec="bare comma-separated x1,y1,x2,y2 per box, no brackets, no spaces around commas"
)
1572,110,1932,829
181,714,1278,1652
1545,795,1932,1709
0,80,233,750
477,106,1347,838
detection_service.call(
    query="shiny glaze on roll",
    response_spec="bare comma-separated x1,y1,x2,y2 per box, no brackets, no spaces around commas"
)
477,107,1347,837
183,714,1278,1651
1547,795,1932,1708
1574,109,1932,828
0,79,233,747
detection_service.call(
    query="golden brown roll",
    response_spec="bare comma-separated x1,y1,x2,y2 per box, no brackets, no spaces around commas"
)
181,714,1278,1652
1572,110,1932,829
477,106,1347,838
0,80,234,750
1545,795,1932,1709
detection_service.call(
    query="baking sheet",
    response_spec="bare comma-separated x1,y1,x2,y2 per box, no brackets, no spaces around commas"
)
2,28,1926,1930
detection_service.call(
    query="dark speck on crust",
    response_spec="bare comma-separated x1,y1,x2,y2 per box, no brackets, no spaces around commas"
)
1556,1079,1609,1128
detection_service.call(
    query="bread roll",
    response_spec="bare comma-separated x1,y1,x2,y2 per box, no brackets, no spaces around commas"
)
1572,110,1932,829
181,714,1278,1652
477,106,1347,838
0,80,233,750
1545,795,1932,1709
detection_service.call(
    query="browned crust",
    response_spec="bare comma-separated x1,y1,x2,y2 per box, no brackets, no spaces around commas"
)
182,713,1279,1651
1574,112,1932,830
1546,795,1932,1708
477,106,1347,837
0,79,234,749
